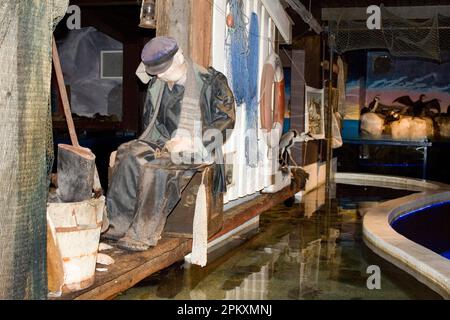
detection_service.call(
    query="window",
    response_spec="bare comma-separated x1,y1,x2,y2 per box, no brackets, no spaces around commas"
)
100,50,123,79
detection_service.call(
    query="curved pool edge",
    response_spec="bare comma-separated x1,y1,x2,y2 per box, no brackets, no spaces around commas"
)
334,172,449,191
335,173,450,299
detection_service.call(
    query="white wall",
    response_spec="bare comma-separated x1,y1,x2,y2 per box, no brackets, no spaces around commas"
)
212,0,284,203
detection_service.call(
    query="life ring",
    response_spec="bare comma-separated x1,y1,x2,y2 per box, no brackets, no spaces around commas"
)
260,53,285,133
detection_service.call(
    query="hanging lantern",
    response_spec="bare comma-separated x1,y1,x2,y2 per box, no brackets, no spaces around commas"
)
139,0,157,29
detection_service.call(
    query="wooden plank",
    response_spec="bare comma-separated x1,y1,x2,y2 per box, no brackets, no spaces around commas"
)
164,166,224,238
260,0,292,44
58,237,192,300
156,0,191,56
157,0,212,67
211,0,227,73
55,184,299,300
190,0,213,67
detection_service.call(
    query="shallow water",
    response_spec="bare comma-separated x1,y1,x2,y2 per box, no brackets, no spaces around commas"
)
116,184,443,300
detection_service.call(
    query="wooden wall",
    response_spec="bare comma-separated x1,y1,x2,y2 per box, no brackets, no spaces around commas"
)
157,0,213,68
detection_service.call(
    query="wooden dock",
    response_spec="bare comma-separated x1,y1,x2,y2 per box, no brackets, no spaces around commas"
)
57,184,299,300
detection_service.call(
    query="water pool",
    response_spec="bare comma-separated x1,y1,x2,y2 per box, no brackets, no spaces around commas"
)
391,202,450,260
116,184,442,300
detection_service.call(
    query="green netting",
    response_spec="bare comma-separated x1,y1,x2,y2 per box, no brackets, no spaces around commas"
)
329,4,450,62
0,0,68,300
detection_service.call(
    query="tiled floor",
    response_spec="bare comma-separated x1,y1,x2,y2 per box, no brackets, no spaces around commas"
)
116,184,442,300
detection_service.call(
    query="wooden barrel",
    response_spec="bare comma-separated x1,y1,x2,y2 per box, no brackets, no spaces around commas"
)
47,196,105,294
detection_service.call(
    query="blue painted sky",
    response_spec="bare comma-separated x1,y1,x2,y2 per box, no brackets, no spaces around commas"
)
366,52,450,93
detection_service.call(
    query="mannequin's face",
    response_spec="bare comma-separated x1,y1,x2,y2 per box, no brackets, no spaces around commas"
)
154,50,187,84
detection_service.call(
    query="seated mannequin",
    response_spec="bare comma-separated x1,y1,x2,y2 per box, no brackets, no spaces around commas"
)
104,37,235,251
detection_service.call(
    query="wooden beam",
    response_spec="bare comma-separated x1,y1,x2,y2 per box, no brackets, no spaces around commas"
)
190,0,213,67
157,0,213,67
322,5,450,21
261,0,292,44
156,0,191,56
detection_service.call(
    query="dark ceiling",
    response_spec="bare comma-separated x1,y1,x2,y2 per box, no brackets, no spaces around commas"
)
287,0,450,38
315,0,450,7
71,0,450,7
68,0,450,40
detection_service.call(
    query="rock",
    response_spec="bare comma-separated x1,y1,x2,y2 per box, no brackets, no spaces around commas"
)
360,112,385,138
97,253,115,266
390,116,434,140
436,116,450,139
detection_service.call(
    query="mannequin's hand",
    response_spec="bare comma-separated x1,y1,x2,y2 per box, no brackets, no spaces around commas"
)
165,137,195,153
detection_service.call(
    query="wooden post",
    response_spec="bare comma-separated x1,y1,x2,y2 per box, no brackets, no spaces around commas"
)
52,38,79,147
156,0,192,56
156,0,213,67
190,0,213,67
326,37,334,191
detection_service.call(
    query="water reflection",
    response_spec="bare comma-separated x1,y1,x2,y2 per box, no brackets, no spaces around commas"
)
116,184,442,300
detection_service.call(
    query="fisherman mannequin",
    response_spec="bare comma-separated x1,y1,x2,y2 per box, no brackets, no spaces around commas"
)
104,37,235,251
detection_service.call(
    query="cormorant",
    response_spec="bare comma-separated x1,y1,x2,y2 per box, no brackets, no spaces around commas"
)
393,94,441,117
361,96,380,115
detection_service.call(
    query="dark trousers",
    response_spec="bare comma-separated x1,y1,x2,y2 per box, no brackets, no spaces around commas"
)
105,140,198,250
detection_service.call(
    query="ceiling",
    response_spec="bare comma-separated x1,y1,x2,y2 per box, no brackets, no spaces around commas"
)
68,0,450,40
315,0,450,7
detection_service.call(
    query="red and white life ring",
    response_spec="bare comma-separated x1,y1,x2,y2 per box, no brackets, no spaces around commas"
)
260,53,286,133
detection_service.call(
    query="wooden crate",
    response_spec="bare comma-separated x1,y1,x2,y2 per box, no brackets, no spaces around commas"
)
164,165,224,239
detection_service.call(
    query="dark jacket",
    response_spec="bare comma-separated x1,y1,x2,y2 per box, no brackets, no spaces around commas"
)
141,64,236,193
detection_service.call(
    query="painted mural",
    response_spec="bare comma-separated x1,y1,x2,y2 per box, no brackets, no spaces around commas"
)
345,51,450,119
365,52,450,115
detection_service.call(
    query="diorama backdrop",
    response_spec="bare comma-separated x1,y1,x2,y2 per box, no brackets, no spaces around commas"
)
344,51,450,121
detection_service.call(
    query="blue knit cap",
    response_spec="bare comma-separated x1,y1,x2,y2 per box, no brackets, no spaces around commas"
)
141,36,179,75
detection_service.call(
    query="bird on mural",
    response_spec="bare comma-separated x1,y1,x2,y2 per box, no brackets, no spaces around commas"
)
361,96,381,115
362,96,403,117
393,95,441,117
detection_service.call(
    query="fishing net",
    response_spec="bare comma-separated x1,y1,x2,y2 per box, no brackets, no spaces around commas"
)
227,0,250,105
0,0,68,300
247,12,260,131
329,4,450,62
226,0,261,166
